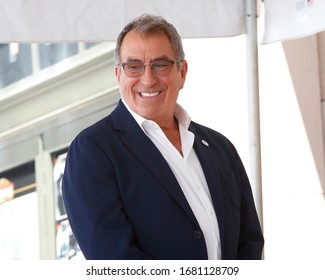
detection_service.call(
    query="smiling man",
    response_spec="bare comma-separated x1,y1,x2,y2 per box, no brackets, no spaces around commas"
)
62,14,264,260
115,28,187,155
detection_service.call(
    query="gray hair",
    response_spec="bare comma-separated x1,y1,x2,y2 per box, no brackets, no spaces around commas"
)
114,14,185,68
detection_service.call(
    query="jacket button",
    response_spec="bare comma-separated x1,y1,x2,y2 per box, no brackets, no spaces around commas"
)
193,230,203,240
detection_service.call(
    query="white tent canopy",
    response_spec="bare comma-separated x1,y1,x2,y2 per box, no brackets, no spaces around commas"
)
0,0,245,42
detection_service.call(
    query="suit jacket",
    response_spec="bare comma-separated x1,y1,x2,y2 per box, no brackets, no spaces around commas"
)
62,100,264,260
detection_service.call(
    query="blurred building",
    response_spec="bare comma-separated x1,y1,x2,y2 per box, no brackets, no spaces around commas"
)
0,42,119,259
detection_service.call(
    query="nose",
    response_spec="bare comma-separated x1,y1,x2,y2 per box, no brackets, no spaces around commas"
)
140,64,158,87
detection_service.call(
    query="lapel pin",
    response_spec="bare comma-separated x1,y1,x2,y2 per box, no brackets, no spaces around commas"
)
201,140,209,147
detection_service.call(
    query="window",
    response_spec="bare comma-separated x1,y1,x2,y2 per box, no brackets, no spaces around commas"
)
0,162,38,260
0,42,99,89
0,44,32,88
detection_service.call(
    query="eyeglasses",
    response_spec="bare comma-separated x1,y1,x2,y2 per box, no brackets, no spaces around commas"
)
120,60,180,78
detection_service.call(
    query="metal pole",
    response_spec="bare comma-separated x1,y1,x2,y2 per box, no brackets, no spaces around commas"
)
245,0,263,228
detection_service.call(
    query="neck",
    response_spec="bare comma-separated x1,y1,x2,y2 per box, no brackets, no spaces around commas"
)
161,118,183,156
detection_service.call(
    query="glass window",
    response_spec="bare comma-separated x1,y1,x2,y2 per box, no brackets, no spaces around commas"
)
52,149,84,260
0,162,38,260
0,42,103,89
0,44,33,88
39,43,79,69
85,42,99,49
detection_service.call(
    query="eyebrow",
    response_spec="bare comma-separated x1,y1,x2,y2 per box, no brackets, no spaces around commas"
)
124,55,172,63
150,55,171,62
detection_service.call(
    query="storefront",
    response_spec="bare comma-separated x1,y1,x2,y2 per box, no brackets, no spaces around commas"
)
0,42,119,259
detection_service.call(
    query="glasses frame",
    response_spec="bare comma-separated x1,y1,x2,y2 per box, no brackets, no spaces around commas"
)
120,59,181,78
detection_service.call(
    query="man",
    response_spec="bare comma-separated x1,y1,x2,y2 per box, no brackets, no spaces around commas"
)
62,14,264,260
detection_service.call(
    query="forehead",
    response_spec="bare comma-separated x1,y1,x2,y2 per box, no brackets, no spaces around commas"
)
120,30,175,60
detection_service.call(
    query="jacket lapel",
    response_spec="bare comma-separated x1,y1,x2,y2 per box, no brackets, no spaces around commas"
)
111,101,199,226
189,123,225,243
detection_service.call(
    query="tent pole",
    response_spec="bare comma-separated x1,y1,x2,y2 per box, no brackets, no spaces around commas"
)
245,0,263,228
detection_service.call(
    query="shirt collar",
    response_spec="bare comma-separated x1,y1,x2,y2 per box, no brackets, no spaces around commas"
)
121,99,192,131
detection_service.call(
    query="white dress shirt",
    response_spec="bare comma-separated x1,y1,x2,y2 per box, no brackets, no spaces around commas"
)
122,100,221,260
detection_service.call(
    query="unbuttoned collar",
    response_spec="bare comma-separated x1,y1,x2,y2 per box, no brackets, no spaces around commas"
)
121,99,192,132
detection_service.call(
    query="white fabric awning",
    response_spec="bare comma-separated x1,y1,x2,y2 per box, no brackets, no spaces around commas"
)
262,0,325,44
0,0,245,43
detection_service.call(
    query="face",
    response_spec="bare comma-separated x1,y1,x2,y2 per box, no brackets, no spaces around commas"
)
115,30,188,126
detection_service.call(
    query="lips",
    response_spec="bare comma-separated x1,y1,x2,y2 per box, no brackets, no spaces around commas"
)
140,91,160,97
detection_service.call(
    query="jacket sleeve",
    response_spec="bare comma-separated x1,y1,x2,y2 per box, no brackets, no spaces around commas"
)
62,135,152,260
231,143,264,260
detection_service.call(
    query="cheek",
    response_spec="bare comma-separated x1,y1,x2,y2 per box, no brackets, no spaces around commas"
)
169,76,185,92
119,76,138,93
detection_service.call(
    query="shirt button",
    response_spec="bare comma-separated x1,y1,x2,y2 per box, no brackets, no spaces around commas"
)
192,229,203,240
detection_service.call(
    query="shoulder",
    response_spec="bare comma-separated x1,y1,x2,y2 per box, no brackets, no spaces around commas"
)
190,121,233,147
190,121,241,162
77,115,114,141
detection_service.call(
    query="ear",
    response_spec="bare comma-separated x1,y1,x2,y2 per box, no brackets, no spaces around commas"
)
115,65,121,82
180,60,188,88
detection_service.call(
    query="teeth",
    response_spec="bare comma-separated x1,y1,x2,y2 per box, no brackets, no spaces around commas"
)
141,92,160,97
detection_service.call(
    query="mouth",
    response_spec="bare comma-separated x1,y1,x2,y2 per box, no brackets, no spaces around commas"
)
140,91,161,97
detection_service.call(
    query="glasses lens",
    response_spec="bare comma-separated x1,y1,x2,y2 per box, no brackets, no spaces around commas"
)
152,60,174,76
122,60,175,77
124,62,144,77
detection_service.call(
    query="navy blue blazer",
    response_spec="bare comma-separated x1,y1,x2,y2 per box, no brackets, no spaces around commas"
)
62,100,264,260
